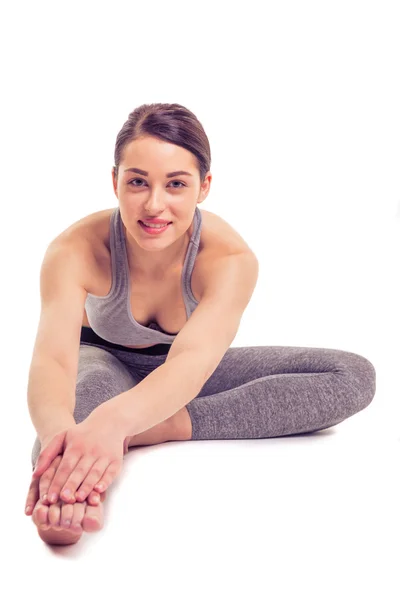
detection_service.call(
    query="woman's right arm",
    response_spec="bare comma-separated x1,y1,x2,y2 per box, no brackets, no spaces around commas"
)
27,356,76,444
27,233,90,444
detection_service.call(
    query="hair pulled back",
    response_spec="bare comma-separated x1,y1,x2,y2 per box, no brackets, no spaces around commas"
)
114,103,211,183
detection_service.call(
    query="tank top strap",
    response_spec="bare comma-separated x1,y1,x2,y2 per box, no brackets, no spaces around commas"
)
182,206,202,308
108,207,128,297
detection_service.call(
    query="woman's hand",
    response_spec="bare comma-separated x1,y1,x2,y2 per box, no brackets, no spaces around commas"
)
32,429,69,480
25,454,101,516
33,407,127,506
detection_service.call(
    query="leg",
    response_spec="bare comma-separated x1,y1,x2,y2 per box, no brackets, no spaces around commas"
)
185,345,376,440
127,405,192,448
31,344,141,468
29,344,143,544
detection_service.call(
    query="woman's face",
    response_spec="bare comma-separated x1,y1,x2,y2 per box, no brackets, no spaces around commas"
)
112,135,211,245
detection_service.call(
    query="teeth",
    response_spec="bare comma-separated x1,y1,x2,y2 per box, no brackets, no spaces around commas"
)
142,222,169,229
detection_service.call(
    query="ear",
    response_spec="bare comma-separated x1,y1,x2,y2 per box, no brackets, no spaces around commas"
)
112,166,118,197
200,172,212,199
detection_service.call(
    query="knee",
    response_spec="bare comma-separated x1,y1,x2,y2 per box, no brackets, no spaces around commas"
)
74,362,136,424
74,369,113,423
341,351,377,411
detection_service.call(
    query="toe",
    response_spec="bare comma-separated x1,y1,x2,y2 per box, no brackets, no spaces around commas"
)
70,501,86,533
60,502,74,529
82,502,104,532
32,500,49,528
48,502,62,528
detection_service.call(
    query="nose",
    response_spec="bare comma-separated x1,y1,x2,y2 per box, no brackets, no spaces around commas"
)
144,190,166,215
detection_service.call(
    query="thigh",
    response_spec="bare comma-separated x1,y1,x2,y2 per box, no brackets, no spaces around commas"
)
196,344,375,398
74,344,140,424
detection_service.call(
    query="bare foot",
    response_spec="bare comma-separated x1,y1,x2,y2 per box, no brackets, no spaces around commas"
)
32,491,107,545
27,458,107,546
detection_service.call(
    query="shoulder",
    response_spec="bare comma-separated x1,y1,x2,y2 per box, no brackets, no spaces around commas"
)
194,209,259,302
49,209,114,290
54,207,115,264
199,208,255,256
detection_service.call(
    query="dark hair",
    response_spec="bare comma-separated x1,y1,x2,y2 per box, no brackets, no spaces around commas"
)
113,103,211,184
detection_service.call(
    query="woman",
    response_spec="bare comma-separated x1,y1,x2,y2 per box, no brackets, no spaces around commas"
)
25,102,376,546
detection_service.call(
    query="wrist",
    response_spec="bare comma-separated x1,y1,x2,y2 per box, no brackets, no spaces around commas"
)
89,400,128,439
38,417,76,446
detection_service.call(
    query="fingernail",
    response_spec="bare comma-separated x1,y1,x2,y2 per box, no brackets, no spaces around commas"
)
25,506,31,514
42,494,48,502
63,489,71,499
50,493,57,502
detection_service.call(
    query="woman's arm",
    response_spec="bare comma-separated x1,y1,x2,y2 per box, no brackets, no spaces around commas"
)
27,355,76,443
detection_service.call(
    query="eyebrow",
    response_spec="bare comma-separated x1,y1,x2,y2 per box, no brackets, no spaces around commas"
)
124,167,193,177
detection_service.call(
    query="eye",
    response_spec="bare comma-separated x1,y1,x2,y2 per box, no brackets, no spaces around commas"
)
128,179,186,188
128,178,146,187
169,180,186,188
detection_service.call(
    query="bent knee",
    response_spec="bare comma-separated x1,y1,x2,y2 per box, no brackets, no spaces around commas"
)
338,351,377,414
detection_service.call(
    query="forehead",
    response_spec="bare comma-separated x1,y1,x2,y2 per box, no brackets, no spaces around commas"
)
122,136,196,167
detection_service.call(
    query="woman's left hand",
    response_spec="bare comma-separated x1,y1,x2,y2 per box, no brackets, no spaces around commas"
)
37,406,128,506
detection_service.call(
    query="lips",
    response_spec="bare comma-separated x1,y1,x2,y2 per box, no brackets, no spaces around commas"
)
139,219,172,225
138,220,172,234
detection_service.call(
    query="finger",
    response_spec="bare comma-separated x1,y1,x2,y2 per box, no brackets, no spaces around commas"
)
49,454,98,504
46,451,83,504
91,460,122,495
25,476,40,516
86,490,101,507
58,455,100,503
39,455,63,505
32,432,66,479
72,457,108,502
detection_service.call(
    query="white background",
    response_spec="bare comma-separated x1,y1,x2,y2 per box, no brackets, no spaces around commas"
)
1,1,399,598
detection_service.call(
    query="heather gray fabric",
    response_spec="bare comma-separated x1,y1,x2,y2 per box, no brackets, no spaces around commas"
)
84,206,202,346
31,339,376,468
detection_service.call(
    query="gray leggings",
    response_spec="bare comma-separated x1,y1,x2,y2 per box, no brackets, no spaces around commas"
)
31,330,376,469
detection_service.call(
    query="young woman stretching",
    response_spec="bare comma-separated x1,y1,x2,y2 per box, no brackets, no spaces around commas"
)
25,103,376,546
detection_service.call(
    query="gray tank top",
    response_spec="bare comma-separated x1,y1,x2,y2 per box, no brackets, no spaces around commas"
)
85,206,202,346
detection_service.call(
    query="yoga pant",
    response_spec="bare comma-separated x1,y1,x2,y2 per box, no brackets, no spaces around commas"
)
31,326,377,469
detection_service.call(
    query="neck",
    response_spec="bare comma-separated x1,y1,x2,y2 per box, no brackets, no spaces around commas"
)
123,223,192,279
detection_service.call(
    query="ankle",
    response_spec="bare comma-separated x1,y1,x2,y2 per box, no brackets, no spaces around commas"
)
173,406,192,441
126,408,192,448
127,419,174,447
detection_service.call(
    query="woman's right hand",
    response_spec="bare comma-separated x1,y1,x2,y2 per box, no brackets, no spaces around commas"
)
32,429,70,480
25,441,101,517
26,424,130,517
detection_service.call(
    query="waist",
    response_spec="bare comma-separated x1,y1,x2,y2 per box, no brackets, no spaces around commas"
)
80,326,171,355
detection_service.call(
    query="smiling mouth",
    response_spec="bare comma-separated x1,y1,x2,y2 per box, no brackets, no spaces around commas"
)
138,221,172,232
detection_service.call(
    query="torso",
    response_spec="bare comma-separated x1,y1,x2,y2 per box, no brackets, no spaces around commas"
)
66,206,251,349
